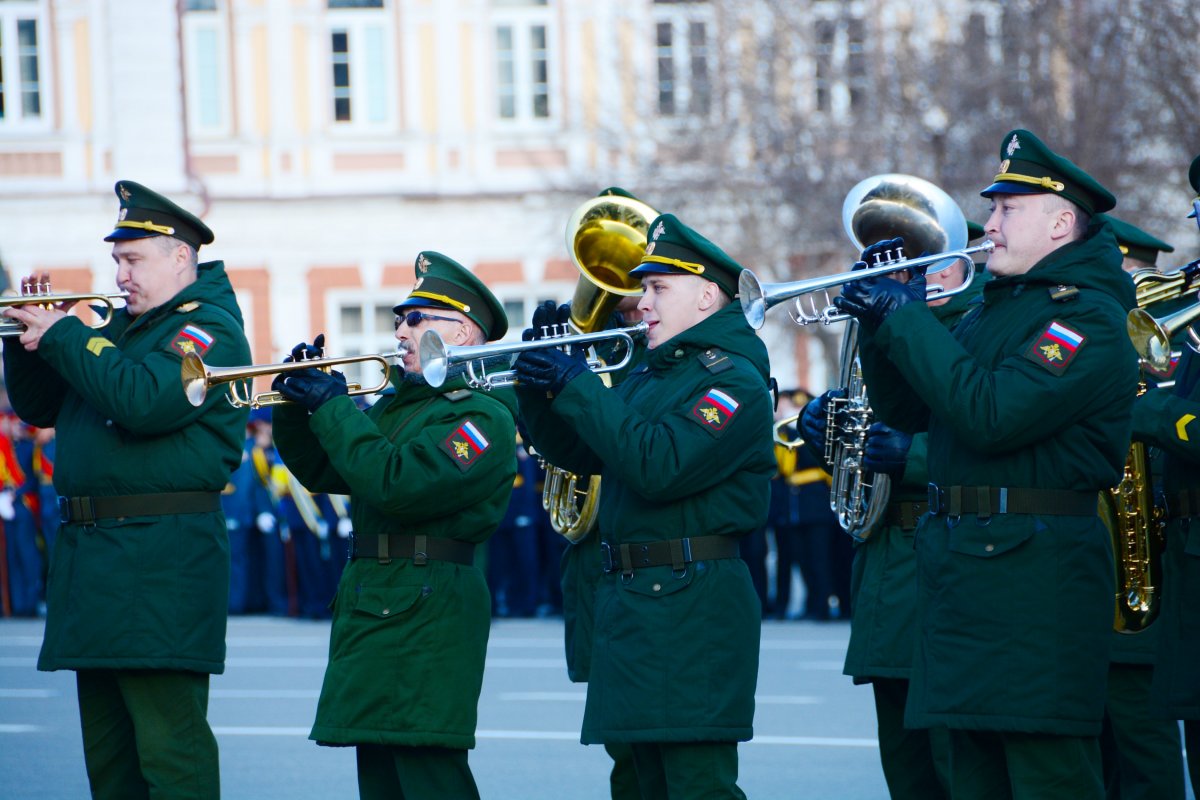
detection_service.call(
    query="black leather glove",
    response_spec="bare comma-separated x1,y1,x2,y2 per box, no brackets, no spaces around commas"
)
285,333,325,363
833,272,925,332
272,367,348,413
859,237,906,268
863,421,912,478
523,301,572,342
800,389,844,454
514,347,588,396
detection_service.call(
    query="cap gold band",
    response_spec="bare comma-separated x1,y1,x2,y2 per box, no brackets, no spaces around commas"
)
992,172,1066,193
116,219,176,235
639,254,706,275
409,290,471,314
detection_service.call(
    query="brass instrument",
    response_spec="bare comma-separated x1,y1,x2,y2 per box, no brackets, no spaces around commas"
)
0,281,128,336
740,174,992,330
181,349,405,409
820,174,976,540
418,323,646,391
1127,259,1200,373
772,414,803,449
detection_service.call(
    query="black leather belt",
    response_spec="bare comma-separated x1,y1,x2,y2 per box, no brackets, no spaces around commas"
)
927,484,1097,518
1166,488,1200,520
349,533,475,566
885,501,929,531
58,492,221,525
601,535,740,575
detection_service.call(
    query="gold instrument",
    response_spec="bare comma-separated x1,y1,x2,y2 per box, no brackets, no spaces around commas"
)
820,174,976,540
772,414,803,449
1126,259,1200,373
181,349,405,409
740,174,992,330
0,280,128,336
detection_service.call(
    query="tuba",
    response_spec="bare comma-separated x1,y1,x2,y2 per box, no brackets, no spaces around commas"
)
540,193,658,542
827,174,971,540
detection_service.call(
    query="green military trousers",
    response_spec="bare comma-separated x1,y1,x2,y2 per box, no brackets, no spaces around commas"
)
628,741,744,800
1100,662,1185,800
355,744,479,800
948,729,1103,800
873,678,949,799
605,742,642,800
76,669,219,800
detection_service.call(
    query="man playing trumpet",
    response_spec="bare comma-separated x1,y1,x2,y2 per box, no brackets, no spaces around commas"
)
269,251,516,800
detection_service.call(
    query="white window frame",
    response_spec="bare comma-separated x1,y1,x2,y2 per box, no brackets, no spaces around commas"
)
326,5,395,131
651,2,714,120
811,1,867,118
491,3,557,127
0,2,51,132
327,291,401,392
183,2,232,138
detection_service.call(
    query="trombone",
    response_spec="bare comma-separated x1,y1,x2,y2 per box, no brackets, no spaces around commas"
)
0,288,129,336
181,348,407,409
739,243,991,330
419,322,648,390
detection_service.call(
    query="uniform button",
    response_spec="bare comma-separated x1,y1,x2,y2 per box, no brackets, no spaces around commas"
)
381,608,390,616
674,349,684,358
984,544,994,553
652,583,662,592
105,420,113,427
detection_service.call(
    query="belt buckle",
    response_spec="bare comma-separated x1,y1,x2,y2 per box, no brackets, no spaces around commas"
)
600,542,615,574
927,483,941,515
58,496,70,525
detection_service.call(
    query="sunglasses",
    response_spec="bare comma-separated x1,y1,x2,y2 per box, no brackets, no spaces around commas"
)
394,310,462,330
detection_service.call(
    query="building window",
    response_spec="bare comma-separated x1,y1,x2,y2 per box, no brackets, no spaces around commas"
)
0,7,45,126
327,7,392,128
493,4,554,123
183,1,229,136
812,6,867,116
652,4,713,118
333,297,398,392
328,0,384,8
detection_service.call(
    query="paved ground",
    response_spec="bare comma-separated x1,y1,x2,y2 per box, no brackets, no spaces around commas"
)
2,616,1193,799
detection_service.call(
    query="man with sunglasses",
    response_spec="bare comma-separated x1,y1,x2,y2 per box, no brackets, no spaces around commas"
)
269,251,516,800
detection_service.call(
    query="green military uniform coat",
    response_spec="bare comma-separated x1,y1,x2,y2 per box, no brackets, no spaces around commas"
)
844,270,987,682
2,261,250,673
518,303,775,744
859,221,1138,736
272,370,515,748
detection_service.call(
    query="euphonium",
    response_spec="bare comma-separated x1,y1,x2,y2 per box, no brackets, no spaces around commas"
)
821,174,974,540
542,194,658,542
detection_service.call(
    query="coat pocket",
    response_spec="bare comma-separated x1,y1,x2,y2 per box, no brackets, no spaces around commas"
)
353,584,429,621
945,516,1038,558
619,564,696,598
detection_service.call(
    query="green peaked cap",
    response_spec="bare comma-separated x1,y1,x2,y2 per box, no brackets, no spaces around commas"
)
103,180,214,250
966,220,986,242
1095,214,1174,265
980,129,1116,215
393,251,508,341
629,213,743,298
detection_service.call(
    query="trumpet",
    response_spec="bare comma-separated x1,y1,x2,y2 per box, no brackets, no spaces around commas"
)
739,243,991,330
181,348,406,408
419,322,648,390
1127,258,1200,373
0,283,128,336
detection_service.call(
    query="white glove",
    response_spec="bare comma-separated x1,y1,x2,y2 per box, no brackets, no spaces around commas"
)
0,490,15,521
337,518,353,539
256,512,276,532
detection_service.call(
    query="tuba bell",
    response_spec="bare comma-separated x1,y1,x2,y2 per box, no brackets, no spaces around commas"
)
825,174,972,540
540,193,658,543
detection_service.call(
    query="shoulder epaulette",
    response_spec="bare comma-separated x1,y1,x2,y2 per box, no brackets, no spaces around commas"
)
175,301,202,313
1048,285,1079,303
442,388,472,402
696,348,733,374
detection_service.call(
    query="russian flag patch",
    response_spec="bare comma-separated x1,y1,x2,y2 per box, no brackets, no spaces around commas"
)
441,418,491,471
1025,319,1086,374
171,324,216,357
690,387,741,433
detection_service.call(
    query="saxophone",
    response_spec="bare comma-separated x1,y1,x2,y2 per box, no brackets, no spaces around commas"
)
1104,420,1163,634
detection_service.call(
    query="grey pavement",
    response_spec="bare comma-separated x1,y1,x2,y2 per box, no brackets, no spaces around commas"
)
1,615,885,798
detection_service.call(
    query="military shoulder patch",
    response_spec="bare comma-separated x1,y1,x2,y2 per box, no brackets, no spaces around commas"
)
440,418,491,472
1024,320,1086,374
170,324,216,357
690,387,740,434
